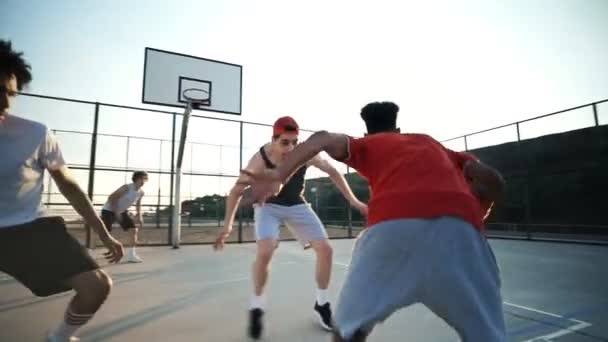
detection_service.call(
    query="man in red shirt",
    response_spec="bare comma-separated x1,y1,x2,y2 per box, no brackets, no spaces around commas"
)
241,102,506,341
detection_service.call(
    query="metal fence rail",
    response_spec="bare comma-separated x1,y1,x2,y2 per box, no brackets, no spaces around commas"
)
18,92,608,246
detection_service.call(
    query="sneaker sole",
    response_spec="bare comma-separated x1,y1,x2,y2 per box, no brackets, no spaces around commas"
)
314,310,333,331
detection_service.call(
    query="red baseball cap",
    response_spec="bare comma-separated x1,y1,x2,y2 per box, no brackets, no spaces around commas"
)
273,116,299,136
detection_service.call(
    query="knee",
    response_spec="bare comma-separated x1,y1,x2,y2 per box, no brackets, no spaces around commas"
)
81,270,112,302
314,241,333,259
97,270,113,297
256,245,275,264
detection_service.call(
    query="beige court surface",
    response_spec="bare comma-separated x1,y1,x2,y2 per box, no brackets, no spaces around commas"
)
1,238,607,342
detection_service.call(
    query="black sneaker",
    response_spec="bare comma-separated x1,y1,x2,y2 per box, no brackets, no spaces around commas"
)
248,308,264,339
314,302,333,331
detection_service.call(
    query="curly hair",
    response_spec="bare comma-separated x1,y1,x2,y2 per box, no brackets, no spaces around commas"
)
0,40,32,90
360,101,399,134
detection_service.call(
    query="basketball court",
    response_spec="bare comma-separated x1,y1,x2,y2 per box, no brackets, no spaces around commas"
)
1,238,607,341
3,44,607,342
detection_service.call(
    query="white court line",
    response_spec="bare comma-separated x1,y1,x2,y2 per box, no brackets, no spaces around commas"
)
504,302,564,319
523,320,592,341
333,261,349,268
203,276,249,286
503,302,592,341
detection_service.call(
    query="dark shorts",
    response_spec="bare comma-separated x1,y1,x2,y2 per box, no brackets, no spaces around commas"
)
0,217,100,297
101,209,136,231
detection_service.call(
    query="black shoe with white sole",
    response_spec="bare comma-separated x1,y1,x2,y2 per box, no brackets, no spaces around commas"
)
248,308,264,340
314,301,333,331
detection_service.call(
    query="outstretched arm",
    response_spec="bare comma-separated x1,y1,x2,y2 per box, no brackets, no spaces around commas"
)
275,131,350,182
214,153,265,250
308,155,367,216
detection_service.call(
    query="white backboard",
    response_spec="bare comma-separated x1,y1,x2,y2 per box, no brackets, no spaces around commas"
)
142,48,242,115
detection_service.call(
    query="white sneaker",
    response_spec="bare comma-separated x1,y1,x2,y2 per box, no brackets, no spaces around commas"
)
47,331,80,342
127,253,143,263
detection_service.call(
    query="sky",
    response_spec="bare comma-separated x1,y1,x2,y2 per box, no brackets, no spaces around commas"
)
2,0,608,207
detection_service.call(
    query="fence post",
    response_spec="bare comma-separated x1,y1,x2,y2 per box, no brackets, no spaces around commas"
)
593,103,599,126
463,135,469,151
156,141,162,229
156,187,161,229
168,112,176,244
238,121,244,243
516,122,521,142
86,103,100,248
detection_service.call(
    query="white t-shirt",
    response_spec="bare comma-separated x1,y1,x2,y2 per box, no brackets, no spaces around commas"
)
102,183,144,213
0,115,66,228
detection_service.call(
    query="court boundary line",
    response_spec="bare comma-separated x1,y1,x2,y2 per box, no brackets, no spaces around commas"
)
504,302,593,341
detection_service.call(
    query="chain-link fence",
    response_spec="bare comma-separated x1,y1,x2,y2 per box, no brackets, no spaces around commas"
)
17,93,608,246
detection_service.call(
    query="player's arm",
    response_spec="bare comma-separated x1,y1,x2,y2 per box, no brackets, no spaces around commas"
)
275,131,350,183
222,153,265,233
43,129,122,262
463,159,506,203
444,148,506,202
135,196,143,226
308,155,365,209
108,185,129,215
50,166,113,240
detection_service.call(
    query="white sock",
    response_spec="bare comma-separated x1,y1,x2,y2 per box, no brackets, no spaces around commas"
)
127,247,137,256
316,288,329,305
250,294,266,310
51,307,93,338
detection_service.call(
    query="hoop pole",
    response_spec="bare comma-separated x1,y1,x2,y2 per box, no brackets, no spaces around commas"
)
172,166,182,248
172,102,193,249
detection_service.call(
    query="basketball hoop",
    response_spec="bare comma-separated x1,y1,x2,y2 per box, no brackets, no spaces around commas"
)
182,88,210,109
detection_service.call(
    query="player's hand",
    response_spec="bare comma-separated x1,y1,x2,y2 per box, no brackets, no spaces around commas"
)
213,228,232,251
99,234,124,263
351,200,368,217
238,169,282,204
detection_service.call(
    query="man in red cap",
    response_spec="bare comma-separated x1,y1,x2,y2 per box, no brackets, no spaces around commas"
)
214,116,367,340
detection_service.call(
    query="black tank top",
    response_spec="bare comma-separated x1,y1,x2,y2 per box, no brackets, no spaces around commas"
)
259,146,307,206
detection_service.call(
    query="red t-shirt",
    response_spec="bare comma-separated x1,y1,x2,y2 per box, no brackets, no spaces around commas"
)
343,133,485,230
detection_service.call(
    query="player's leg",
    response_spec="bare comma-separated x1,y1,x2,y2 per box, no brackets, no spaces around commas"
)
284,204,334,330
422,217,506,342
120,212,142,263
248,204,282,339
100,209,115,232
51,269,112,342
333,219,432,341
0,217,111,342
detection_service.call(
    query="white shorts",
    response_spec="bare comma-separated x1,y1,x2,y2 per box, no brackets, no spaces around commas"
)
254,203,328,247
